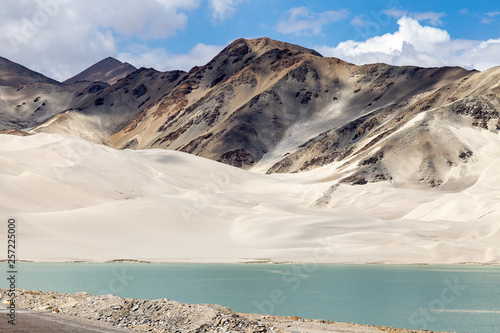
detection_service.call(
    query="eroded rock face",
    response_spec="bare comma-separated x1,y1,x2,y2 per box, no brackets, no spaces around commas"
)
451,96,500,129
217,149,256,168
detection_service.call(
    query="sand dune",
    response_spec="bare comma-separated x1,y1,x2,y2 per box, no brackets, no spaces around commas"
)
2,132,499,264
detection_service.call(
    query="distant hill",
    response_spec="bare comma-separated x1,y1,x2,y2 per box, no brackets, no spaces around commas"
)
0,54,175,139
0,56,60,86
63,57,137,85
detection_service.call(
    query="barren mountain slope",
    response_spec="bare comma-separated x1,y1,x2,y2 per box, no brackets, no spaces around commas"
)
35,68,186,144
0,56,186,143
109,37,473,172
63,57,137,85
0,57,81,130
0,56,59,86
109,37,324,157
271,67,500,192
0,81,104,131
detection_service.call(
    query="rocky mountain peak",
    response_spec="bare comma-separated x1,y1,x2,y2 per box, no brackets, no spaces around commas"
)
63,57,137,85
246,37,323,57
214,37,322,63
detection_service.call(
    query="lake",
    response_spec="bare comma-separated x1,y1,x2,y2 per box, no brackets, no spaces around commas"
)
3,263,500,333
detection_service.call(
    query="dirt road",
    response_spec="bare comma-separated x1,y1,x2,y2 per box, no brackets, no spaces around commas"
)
0,304,130,333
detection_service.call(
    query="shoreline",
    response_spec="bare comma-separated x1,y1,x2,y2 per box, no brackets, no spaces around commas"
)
1,289,453,333
4,258,500,265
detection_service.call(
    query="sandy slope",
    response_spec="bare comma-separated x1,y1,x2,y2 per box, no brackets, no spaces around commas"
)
1,132,499,264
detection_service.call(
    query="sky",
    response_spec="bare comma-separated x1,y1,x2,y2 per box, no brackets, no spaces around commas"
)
1,0,499,81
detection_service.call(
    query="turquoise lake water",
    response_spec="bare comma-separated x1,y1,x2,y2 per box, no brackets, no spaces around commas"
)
2,263,500,333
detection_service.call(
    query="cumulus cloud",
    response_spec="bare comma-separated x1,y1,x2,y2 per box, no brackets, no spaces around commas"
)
209,0,246,22
119,43,224,72
0,0,201,80
318,16,500,71
277,7,349,36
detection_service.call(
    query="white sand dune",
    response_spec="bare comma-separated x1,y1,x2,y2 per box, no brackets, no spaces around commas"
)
1,132,500,264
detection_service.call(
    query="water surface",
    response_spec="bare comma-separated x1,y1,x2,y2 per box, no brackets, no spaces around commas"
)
3,263,500,333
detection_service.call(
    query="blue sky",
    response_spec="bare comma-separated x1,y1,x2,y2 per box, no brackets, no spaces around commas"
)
167,0,500,52
1,0,499,81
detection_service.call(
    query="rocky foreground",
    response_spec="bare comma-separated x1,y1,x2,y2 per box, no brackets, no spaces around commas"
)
1,289,451,333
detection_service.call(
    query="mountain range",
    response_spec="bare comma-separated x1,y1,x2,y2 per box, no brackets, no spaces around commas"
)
1,37,500,263
1,37,499,188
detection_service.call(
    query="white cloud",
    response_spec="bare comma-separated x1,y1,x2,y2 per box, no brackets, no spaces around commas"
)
155,0,200,10
277,6,349,36
0,0,201,81
481,11,500,24
350,15,373,27
318,16,500,71
384,9,445,25
163,43,224,70
412,12,445,26
119,43,224,72
383,9,408,18
209,0,246,22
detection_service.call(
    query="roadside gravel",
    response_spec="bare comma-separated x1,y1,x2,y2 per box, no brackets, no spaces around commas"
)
1,289,453,333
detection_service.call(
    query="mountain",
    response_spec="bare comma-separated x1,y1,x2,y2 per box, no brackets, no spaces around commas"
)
0,56,142,137
63,57,137,85
36,68,186,143
271,66,500,188
2,37,500,190
106,37,485,185
0,55,110,131
0,56,59,86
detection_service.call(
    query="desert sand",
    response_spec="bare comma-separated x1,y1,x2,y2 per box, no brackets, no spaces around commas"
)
1,132,500,264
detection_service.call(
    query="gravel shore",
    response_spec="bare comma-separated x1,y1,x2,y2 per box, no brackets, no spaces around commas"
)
1,289,453,333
